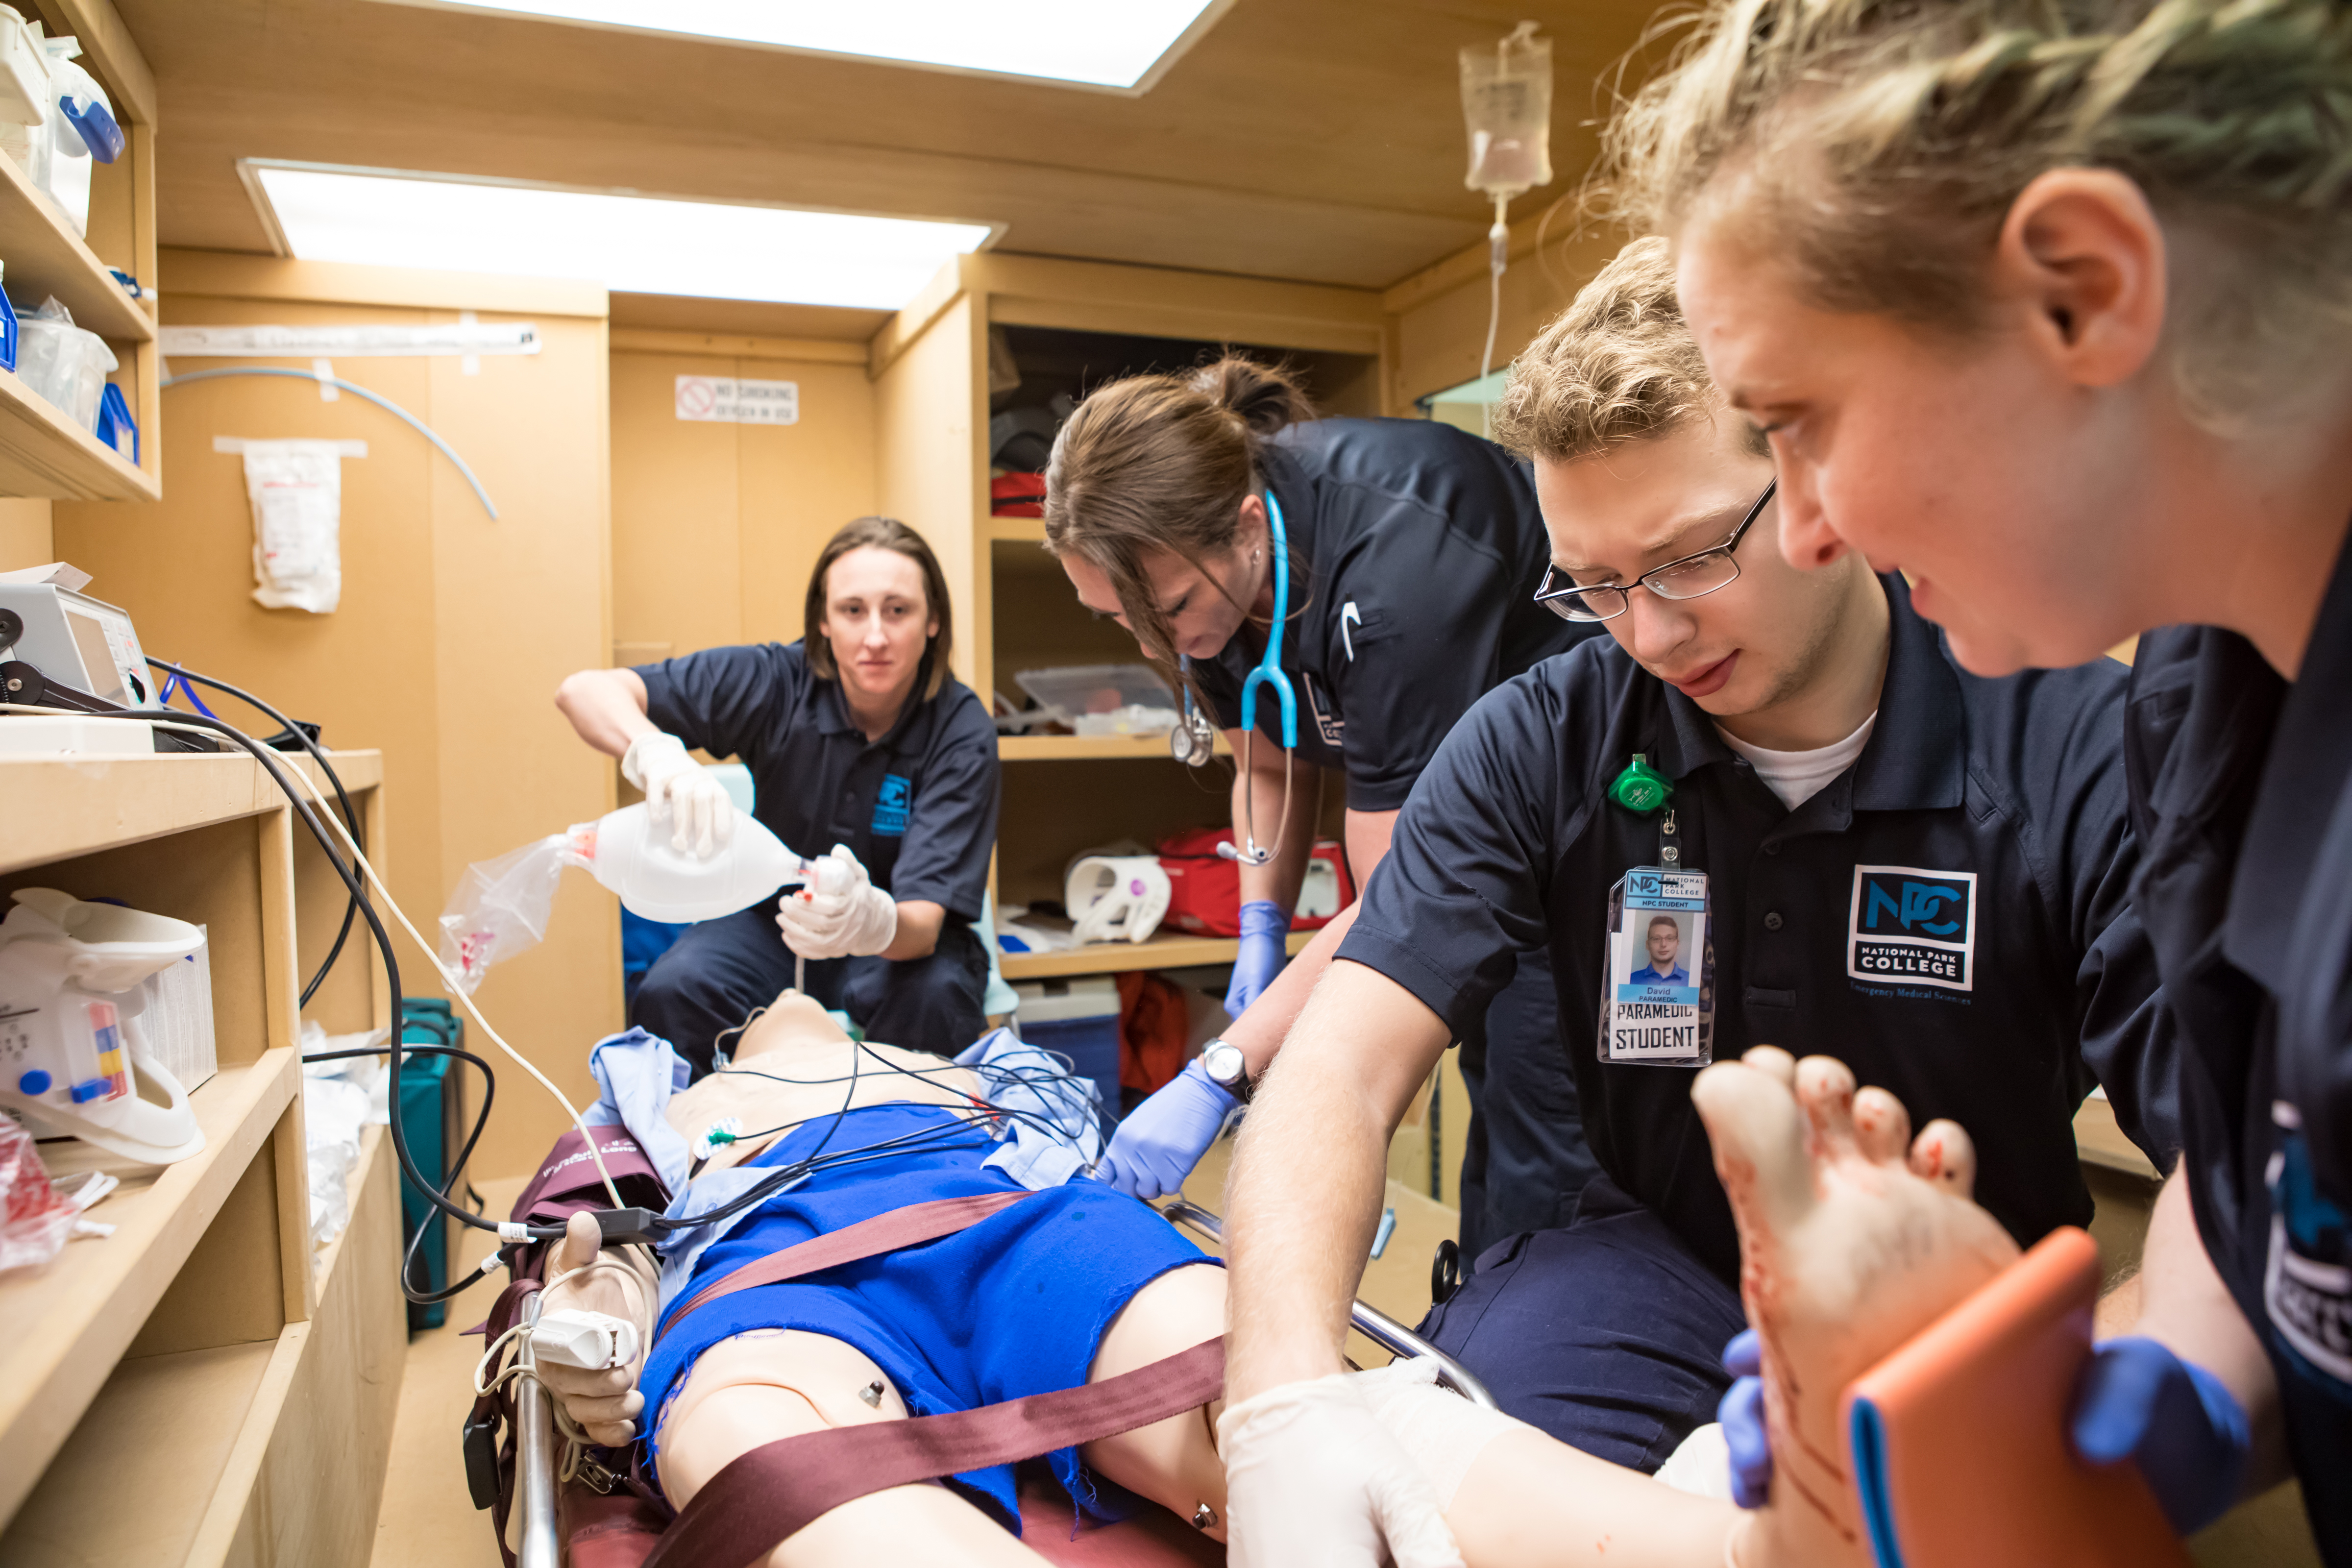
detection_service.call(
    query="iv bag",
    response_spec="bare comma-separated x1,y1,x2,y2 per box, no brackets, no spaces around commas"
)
1461,22,1552,202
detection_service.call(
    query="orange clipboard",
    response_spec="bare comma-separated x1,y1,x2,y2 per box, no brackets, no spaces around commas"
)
1840,1226,2192,1568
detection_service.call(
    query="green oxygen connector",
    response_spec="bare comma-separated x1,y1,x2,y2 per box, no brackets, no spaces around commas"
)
1610,753,1673,815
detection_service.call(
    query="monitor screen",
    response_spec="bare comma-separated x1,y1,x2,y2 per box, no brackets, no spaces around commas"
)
64,610,126,703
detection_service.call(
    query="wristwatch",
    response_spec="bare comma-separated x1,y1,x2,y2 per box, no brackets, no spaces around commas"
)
1199,1038,1251,1102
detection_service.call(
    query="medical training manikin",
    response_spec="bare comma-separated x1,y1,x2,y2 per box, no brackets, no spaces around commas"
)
467,984,2171,1568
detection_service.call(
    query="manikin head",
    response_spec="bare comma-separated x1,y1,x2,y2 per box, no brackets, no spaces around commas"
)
1604,0,2352,675
1495,236,1880,744
1046,357,1316,665
1647,915,1683,970
731,989,852,1062
805,517,951,713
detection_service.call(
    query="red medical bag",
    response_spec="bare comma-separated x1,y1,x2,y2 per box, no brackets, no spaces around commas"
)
1156,828,1354,937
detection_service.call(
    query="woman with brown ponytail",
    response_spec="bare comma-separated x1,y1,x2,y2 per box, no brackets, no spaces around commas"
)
1581,0,2352,1558
1043,356,1603,1256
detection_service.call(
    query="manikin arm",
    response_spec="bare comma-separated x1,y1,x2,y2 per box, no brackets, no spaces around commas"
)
535,1212,661,1446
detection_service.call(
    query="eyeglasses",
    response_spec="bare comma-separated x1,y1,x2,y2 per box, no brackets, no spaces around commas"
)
1533,479,1778,623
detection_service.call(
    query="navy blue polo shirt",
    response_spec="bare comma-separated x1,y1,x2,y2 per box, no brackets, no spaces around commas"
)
634,641,999,922
1340,574,2180,1285
2127,525,2352,1563
1190,417,1603,811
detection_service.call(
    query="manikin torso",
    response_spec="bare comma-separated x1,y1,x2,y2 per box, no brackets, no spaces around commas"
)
662,990,982,1176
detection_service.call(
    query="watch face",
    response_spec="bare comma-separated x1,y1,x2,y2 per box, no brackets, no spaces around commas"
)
1203,1041,1244,1086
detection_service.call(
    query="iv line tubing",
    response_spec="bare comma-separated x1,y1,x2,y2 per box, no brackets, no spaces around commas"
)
159,366,501,519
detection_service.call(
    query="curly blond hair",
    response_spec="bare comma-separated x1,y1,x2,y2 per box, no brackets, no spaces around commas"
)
1601,0,2352,425
1492,235,1765,463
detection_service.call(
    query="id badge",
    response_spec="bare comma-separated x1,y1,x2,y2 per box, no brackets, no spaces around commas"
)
1597,866,1715,1067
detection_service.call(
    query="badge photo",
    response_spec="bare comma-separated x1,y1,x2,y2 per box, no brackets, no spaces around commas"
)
1846,864,1977,992
1597,866,1713,1067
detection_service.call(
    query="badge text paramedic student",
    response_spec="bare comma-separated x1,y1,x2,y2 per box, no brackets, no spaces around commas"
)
1846,865,1978,992
1600,867,1713,1066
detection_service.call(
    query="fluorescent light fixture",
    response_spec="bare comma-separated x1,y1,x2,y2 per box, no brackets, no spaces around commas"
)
243,163,997,309
364,0,1232,91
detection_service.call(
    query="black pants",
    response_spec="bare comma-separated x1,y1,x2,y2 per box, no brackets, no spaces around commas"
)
1453,943,1602,1261
1420,1175,1745,1471
631,906,989,1078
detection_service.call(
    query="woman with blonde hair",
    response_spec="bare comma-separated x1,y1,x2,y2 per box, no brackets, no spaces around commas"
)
1603,0,2352,1553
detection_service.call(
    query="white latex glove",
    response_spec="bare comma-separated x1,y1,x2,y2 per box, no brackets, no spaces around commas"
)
1218,1371,1467,1568
621,732,735,860
534,1212,656,1446
775,844,898,960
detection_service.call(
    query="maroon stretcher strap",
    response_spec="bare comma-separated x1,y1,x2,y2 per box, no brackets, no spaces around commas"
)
640,1335,1227,1568
663,1188,1037,1328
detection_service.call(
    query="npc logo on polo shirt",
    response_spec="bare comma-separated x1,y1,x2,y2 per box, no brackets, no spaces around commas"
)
872,774,912,837
1847,865,1977,992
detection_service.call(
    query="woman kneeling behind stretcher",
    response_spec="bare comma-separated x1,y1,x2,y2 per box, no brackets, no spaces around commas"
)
535,987,2020,1568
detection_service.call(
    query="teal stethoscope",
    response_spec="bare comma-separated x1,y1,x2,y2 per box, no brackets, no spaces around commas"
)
1168,492,1298,869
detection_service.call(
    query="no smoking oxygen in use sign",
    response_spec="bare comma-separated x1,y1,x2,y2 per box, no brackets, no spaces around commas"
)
675,375,799,425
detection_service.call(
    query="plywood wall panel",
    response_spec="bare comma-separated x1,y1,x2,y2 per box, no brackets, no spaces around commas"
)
53,260,619,1179
874,295,984,695
735,358,880,647
610,350,744,661
0,496,53,566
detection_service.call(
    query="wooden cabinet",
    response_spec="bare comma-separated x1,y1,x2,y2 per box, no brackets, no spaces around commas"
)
871,254,1387,980
0,751,401,1568
5,0,161,501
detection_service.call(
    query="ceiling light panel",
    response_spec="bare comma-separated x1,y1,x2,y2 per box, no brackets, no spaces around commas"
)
247,165,996,309
368,0,1228,91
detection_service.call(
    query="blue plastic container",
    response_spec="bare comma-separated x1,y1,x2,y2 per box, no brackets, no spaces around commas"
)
397,998,464,1330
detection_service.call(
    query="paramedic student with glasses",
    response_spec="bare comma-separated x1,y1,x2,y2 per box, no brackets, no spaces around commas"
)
1213,238,2181,1509
1043,355,1606,1257
556,515,1000,1077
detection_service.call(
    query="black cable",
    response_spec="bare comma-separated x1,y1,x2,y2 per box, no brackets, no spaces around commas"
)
304,1041,499,1301
148,659,365,1007
85,703,496,1251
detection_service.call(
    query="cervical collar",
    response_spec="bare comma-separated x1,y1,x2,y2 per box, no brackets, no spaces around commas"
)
1066,856,1173,945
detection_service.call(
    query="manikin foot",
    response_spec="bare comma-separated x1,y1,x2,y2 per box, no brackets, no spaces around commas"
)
1690,1048,2021,1568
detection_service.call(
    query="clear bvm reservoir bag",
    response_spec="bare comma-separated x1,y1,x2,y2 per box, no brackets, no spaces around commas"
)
438,804,806,993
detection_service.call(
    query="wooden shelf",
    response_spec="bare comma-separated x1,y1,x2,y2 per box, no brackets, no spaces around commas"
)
0,138,154,344
0,1048,300,1523
986,514,1047,544
2073,1092,2160,1181
0,345,157,500
1001,927,1313,980
0,748,381,874
1,1122,405,1568
999,731,1227,761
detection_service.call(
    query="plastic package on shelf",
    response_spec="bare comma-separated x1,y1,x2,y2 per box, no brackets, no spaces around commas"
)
0,1114,76,1275
1013,663,1177,728
15,294,116,430
39,42,120,237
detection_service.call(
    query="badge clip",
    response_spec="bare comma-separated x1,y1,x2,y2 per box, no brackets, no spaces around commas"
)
1610,753,1672,816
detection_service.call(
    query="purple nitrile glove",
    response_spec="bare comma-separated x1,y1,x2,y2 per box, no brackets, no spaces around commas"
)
2071,1336,2250,1535
1095,1059,1239,1200
1718,1327,1770,1509
1224,899,1290,1018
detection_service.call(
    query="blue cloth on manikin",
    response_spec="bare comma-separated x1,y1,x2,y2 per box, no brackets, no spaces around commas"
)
1419,1174,1746,1470
636,1104,1208,1533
